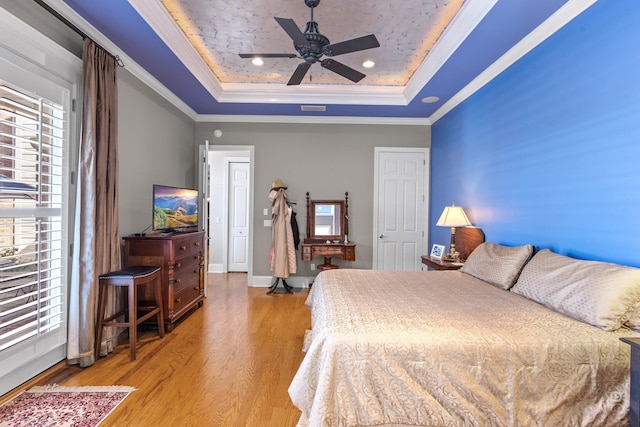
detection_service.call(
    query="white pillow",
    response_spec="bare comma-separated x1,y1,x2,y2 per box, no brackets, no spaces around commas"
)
511,249,640,331
459,242,534,290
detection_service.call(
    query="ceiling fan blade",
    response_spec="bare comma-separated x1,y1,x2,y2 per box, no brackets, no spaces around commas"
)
325,34,380,56
287,62,311,86
321,59,366,83
275,17,310,48
239,53,297,59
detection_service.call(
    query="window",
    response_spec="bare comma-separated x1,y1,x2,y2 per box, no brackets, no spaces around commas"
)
0,5,78,395
0,81,65,352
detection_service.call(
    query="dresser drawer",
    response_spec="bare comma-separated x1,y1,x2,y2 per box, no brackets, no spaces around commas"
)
344,245,355,261
189,235,203,252
172,234,204,256
171,285,201,316
172,236,192,257
314,245,343,257
301,245,312,261
173,257,200,293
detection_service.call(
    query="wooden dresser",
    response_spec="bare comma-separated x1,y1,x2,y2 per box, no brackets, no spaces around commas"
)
123,231,205,331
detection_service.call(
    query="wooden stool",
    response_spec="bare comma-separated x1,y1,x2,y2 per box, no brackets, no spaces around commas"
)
95,265,165,362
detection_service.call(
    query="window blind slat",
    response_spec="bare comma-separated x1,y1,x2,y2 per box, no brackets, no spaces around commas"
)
0,79,65,353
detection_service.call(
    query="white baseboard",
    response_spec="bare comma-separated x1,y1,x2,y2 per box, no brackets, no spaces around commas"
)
208,263,224,273
249,275,314,288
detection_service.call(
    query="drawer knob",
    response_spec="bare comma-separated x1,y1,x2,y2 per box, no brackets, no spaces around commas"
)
194,242,200,246
175,262,182,268
193,286,199,291
175,298,182,303
180,245,187,251
175,278,181,284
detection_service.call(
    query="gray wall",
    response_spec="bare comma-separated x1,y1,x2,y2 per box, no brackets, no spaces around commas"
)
196,122,430,279
117,69,196,236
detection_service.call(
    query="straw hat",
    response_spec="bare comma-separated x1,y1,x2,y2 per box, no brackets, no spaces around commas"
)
271,179,287,189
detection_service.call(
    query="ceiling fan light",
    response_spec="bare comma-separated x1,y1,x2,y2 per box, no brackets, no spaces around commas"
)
362,60,375,68
251,58,264,66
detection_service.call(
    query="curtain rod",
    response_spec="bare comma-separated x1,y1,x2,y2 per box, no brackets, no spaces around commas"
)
34,0,125,67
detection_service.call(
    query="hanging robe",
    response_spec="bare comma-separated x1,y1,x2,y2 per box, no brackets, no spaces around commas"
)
269,188,297,278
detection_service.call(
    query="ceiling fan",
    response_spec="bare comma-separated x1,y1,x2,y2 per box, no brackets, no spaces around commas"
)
238,0,380,86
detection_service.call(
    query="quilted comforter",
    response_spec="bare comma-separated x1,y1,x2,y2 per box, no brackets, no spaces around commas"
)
289,269,638,427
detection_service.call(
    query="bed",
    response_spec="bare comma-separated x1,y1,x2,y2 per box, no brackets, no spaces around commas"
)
289,241,640,427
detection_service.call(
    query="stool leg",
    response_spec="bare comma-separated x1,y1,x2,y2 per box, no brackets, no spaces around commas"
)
128,281,137,362
94,282,107,360
154,274,165,338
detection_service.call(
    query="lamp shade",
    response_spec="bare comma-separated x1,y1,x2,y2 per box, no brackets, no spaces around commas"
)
436,204,471,227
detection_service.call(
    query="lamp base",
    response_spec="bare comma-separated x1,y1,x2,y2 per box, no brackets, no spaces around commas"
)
445,239,461,262
443,253,460,262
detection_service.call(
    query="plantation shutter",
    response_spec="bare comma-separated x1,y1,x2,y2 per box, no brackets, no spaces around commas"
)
0,80,65,352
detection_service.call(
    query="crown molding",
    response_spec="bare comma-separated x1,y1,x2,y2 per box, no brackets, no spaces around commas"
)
429,0,598,124
44,0,199,121
403,0,498,103
128,0,223,101
196,114,431,126
216,82,407,105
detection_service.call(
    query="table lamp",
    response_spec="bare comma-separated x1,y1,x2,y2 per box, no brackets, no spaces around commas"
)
436,203,471,261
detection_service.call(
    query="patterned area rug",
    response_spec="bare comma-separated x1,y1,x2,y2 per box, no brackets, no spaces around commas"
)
0,385,135,427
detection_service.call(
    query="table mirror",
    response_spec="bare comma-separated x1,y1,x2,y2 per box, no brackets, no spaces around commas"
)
305,192,349,242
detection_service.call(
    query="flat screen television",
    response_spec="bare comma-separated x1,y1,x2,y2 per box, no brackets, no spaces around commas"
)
152,184,199,232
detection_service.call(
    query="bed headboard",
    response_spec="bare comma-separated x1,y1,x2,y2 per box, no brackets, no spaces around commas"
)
456,227,485,260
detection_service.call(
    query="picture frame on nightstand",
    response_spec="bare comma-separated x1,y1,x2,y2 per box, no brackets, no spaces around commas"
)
430,244,445,260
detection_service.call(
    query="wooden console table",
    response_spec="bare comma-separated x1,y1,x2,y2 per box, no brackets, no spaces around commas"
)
300,240,356,270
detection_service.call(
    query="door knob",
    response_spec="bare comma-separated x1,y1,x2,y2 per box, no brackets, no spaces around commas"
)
379,234,385,239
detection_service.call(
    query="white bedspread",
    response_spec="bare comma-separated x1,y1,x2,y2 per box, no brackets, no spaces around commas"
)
289,269,638,427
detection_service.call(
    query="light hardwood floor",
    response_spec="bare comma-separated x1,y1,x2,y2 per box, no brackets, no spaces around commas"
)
1,273,310,426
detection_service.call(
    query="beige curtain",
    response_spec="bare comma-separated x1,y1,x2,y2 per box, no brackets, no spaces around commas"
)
67,39,120,367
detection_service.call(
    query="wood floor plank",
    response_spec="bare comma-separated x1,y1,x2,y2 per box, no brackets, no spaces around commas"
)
0,273,310,426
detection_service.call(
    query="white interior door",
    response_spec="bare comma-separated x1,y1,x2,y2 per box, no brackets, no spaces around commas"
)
228,161,250,272
374,148,429,270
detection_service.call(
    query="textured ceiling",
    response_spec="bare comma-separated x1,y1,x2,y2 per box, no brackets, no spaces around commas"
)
160,0,465,86
54,0,581,118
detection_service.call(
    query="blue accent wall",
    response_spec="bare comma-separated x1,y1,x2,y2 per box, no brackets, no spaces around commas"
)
430,0,640,267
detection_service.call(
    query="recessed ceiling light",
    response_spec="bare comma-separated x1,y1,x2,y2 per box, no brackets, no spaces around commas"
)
362,60,375,68
421,96,440,104
251,58,264,66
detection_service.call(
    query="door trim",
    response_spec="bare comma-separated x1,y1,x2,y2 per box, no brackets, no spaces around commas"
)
199,144,254,283
372,147,430,270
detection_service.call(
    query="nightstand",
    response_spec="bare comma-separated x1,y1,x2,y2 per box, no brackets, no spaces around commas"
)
421,255,464,271
621,337,640,426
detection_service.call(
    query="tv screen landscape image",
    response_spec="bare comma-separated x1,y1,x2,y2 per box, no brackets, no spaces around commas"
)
153,184,199,231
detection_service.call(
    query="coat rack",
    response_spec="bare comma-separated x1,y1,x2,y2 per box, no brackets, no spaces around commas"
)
268,181,297,294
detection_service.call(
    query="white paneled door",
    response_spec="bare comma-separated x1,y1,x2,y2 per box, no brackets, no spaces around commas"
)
374,148,428,271
228,161,250,272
